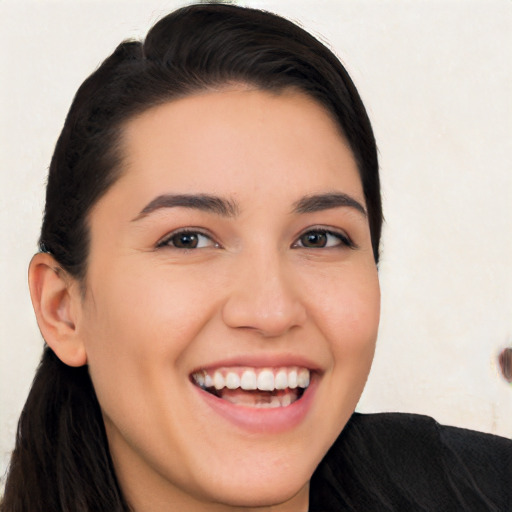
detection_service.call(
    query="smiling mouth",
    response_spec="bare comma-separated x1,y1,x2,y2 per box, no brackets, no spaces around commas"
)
191,367,311,408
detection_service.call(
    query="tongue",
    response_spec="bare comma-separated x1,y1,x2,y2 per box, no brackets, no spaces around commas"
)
217,388,299,407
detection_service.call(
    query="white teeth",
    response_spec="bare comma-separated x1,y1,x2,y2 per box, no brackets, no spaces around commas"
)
274,369,288,390
270,396,281,408
213,371,225,390
249,394,295,408
253,402,273,408
281,394,292,407
288,369,298,389
240,370,257,390
192,367,311,392
225,372,240,390
298,368,310,388
257,369,274,391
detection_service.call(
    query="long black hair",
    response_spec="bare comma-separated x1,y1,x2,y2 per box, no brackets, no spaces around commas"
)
1,4,381,510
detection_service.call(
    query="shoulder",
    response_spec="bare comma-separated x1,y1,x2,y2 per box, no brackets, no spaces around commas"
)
345,412,512,470
310,412,512,512
345,411,511,455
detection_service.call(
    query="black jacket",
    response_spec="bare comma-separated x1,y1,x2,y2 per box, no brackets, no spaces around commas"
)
310,413,512,511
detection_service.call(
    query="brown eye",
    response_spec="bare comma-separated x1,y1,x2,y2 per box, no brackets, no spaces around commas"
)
158,231,216,249
295,229,351,249
300,231,328,248
172,232,199,248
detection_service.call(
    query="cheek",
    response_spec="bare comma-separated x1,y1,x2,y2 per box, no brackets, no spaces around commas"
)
85,261,213,345
80,263,221,407
308,264,380,379
312,264,379,338
301,264,379,454
79,263,225,471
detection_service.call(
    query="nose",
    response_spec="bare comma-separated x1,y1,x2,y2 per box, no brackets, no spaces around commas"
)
221,252,307,337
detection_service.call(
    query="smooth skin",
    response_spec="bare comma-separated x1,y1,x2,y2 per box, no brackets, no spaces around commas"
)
29,88,380,511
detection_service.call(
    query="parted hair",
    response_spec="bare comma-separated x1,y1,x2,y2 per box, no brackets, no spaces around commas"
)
1,3,381,511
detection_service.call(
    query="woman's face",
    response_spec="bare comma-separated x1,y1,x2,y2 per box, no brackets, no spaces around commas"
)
77,88,380,511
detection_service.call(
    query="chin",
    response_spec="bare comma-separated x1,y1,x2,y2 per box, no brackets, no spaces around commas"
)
205,474,310,509
190,445,319,509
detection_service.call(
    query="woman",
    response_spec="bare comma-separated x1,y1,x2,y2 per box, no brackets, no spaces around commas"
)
1,3,510,511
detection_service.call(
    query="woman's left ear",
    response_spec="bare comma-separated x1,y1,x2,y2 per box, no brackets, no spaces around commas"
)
28,252,87,367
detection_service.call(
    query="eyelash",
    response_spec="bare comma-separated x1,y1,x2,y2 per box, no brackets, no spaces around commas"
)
156,229,218,250
292,228,356,250
156,227,355,251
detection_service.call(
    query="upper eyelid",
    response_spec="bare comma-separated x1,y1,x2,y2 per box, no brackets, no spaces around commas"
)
156,228,218,248
293,226,356,248
295,225,351,240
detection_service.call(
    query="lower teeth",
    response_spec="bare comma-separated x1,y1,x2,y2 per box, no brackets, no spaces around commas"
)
208,388,301,408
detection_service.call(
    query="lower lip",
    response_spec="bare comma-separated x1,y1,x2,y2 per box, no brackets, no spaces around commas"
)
193,377,318,434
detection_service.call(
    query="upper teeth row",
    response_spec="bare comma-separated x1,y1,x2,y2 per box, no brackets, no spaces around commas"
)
192,367,310,392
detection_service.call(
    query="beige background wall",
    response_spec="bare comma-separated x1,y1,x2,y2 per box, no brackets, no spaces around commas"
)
1,0,511,485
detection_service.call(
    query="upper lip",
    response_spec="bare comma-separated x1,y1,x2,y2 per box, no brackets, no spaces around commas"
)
189,354,323,375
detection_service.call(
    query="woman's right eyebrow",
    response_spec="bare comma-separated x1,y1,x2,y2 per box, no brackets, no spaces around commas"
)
131,193,240,222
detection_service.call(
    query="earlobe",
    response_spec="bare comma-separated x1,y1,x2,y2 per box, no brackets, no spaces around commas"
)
28,252,87,367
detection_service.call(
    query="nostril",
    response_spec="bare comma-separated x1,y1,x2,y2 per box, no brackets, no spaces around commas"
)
498,348,512,383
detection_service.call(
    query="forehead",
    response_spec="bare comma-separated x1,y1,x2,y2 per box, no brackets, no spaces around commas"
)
88,88,365,232
117,88,362,196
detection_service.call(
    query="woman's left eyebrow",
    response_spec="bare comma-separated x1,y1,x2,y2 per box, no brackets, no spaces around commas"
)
292,192,367,217
132,193,240,221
